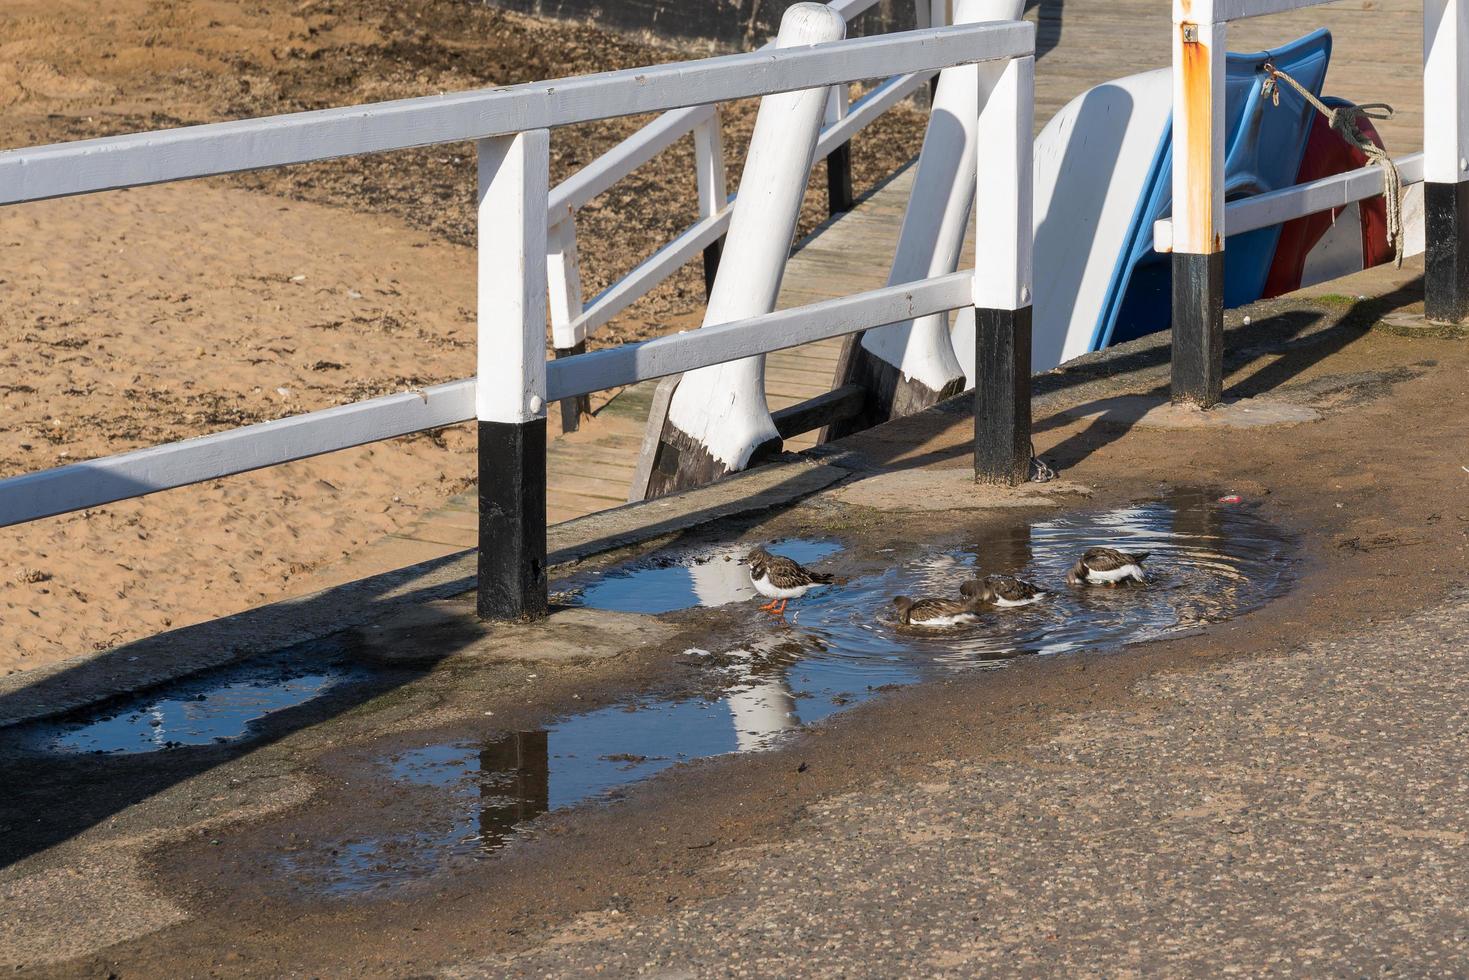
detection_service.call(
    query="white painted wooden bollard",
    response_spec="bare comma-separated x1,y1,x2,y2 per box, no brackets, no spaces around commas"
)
1424,0,1469,323
827,0,1023,441
644,2,847,497
476,129,551,621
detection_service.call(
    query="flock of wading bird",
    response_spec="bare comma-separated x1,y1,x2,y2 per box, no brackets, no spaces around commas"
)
743,545,1152,626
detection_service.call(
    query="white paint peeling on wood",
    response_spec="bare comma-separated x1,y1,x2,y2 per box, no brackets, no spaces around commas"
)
665,3,848,472
861,0,1022,391
477,130,550,424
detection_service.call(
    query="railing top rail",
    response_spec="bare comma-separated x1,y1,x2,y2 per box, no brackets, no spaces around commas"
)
0,21,1032,208
1177,0,1345,24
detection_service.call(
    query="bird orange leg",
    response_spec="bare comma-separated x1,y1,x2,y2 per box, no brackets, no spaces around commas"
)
759,599,778,611
774,599,788,616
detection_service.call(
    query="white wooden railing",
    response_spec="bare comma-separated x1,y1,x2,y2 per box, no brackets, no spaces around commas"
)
1158,0,1467,406
0,13,1037,620
542,0,951,431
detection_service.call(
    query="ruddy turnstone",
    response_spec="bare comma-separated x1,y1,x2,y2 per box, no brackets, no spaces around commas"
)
746,546,836,615
960,574,1047,607
1066,547,1150,586
892,595,985,628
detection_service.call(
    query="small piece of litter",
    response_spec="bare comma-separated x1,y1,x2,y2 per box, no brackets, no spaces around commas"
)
1242,315,1252,325
289,275,306,283
483,711,494,716
1218,494,1243,504
347,289,363,299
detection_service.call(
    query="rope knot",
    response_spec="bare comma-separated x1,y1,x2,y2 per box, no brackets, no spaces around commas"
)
1259,62,1403,267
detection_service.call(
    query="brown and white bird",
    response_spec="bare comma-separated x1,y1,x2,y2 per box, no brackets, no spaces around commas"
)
892,594,985,628
746,546,836,616
960,574,1047,607
1066,547,1150,586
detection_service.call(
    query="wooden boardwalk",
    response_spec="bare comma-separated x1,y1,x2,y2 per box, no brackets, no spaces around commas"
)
362,0,1426,560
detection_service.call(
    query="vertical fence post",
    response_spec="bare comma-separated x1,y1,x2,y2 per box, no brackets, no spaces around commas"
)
825,85,855,216
694,111,729,299
972,53,1034,486
1424,0,1469,324
1170,1,1226,408
547,218,589,433
476,129,550,622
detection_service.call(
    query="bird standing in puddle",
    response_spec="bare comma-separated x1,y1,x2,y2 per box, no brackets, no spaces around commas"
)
1066,547,1150,586
892,594,986,628
961,574,1047,607
746,546,837,616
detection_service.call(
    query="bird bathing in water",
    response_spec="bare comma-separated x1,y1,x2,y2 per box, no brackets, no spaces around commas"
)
892,594,986,628
745,546,837,616
1066,547,1149,586
961,574,1047,607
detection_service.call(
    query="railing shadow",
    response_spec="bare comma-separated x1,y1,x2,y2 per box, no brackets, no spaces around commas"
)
1024,0,1065,61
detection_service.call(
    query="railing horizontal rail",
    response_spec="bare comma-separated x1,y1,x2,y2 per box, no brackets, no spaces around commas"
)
0,22,1031,207
565,69,933,343
1153,152,1425,251
546,104,715,223
549,271,972,400
572,209,733,342
1208,0,1341,23
0,271,972,528
0,380,476,528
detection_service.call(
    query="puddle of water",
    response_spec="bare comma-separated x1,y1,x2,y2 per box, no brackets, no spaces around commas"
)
567,539,842,613
285,492,1295,896
36,658,362,755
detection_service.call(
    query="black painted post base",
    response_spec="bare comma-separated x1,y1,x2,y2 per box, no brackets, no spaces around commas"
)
823,343,964,442
1425,181,1469,325
644,419,782,500
826,143,854,217
701,236,725,300
477,418,548,622
1171,251,1224,408
553,342,590,434
973,305,1032,486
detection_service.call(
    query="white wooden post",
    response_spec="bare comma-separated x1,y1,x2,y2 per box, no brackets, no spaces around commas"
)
1424,0,1469,323
972,53,1034,485
824,83,855,215
547,218,590,432
694,110,729,298
476,129,551,622
645,2,847,498
827,0,1024,441
1170,0,1227,407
